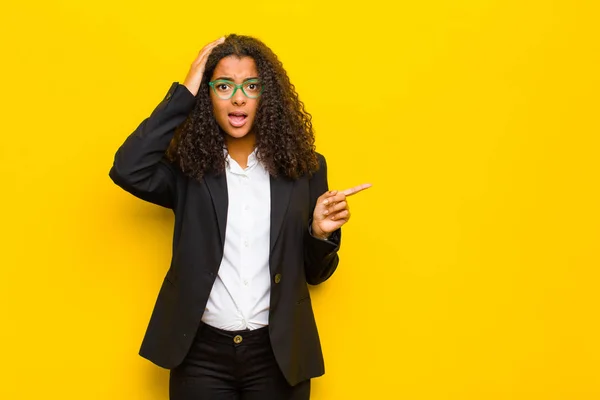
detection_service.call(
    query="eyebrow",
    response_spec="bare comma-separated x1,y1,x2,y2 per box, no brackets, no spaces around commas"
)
213,76,259,82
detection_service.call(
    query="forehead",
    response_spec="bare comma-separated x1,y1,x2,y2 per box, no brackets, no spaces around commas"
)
212,56,258,81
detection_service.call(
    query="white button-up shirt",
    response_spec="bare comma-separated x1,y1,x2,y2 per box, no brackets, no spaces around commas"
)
201,150,271,331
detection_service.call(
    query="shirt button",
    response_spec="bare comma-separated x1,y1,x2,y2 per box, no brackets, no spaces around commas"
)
274,273,282,284
243,279,249,286
244,240,249,247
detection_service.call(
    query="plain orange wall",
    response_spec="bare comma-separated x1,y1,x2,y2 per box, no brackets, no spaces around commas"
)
1,0,600,398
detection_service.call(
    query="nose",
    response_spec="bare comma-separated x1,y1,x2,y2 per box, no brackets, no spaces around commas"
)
231,88,246,106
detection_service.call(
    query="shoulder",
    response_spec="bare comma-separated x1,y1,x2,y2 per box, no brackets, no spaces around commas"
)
316,152,327,168
309,152,329,182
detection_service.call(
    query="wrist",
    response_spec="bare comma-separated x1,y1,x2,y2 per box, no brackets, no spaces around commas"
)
182,82,198,97
311,222,330,240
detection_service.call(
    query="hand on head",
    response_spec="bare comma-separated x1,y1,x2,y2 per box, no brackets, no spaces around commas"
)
183,37,226,96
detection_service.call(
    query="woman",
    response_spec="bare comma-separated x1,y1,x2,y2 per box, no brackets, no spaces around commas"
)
109,34,370,399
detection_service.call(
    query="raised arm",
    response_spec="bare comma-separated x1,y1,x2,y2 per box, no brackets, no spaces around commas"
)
304,154,372,284
109,37,224,208
304,155,341,285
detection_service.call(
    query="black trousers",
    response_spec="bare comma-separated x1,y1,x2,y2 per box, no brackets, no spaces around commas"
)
169,323,311,399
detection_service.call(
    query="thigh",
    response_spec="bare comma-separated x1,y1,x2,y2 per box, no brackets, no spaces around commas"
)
169,328,240,400
169,368,240,400
239,341,311,400
241,378,310,400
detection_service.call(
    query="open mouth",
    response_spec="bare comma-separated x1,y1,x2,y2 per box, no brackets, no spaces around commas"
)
228,112,248,128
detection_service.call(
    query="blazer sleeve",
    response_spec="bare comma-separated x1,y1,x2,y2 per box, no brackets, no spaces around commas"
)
108,83,196,208
304,154,342,285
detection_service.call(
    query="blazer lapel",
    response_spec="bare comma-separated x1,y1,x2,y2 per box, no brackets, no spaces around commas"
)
204,172,228,246
204,171,293,252
270,175,294,252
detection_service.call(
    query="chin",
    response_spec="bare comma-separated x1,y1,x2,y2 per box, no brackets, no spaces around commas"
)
225,128,252,139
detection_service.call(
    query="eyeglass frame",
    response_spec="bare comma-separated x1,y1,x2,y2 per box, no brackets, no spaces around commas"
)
208,79,264,100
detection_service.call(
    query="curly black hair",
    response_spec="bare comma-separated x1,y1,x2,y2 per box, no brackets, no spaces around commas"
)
166,34,319,181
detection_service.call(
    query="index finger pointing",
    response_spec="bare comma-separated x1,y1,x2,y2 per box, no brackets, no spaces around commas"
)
341,183,373,197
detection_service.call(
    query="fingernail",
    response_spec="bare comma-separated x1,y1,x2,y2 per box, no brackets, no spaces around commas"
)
323,210,329,215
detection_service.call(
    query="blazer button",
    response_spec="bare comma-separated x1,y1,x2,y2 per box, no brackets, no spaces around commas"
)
274,273,282,284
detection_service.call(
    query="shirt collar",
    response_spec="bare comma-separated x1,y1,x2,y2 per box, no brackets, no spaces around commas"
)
224,148,259,173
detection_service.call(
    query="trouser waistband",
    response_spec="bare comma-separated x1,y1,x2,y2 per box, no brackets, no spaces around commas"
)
199,323,270,345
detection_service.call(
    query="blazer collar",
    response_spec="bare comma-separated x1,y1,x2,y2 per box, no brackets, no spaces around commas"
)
269,174,294,252
204,172,228,247
203,171,294,252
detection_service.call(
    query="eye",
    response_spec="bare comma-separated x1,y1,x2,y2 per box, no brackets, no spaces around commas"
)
216,83,232,91
245,81,261,92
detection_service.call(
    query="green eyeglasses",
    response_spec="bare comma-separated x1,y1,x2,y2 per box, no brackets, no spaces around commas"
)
208,79,264,100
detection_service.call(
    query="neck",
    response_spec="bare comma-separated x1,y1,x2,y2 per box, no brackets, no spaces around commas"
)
226,132,256,169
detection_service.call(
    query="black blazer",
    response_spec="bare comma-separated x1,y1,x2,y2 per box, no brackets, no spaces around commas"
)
109,82,341,386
